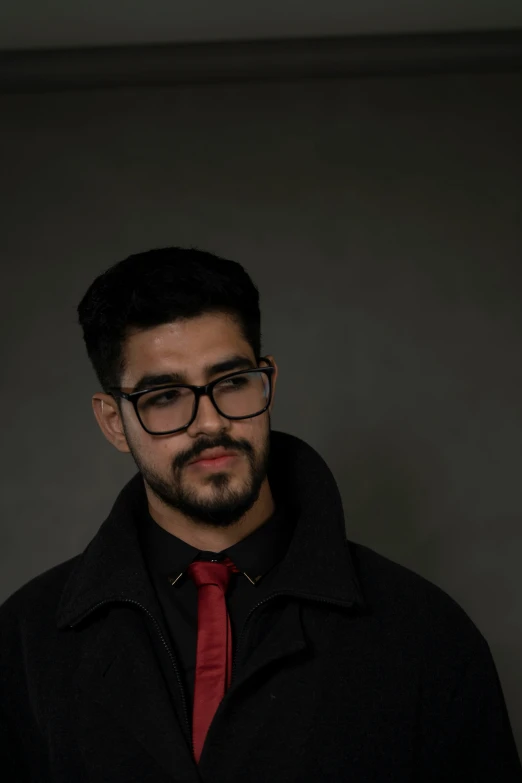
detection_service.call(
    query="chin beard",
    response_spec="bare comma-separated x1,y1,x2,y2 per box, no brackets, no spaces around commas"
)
129,435,270,528
145,469,265,527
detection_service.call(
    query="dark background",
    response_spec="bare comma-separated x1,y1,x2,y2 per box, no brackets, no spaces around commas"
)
1,0,521,755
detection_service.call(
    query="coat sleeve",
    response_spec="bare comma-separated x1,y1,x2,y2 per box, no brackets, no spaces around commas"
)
427,634,522,780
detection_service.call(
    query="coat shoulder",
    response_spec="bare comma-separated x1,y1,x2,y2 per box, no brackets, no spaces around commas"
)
0,556,80,626
348,540,487,653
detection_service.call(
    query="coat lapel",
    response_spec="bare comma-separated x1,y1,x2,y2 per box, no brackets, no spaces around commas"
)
72,605,201,782
231,600,308,693
55,475,201,780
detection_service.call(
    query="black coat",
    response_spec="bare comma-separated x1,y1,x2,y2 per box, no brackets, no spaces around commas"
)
1,431,521,782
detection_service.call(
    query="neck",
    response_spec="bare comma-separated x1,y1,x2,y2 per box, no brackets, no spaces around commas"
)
145,478,275,552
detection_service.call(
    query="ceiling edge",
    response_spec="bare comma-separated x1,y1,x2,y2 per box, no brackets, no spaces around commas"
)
1,29,522,93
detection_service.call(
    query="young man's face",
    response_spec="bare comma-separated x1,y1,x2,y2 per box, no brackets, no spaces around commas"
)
100,312,277,527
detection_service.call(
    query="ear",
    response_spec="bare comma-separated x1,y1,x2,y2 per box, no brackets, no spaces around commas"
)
261,355,278,412
92,393,131,454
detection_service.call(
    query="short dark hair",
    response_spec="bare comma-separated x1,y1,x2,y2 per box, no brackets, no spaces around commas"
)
77,247,261,391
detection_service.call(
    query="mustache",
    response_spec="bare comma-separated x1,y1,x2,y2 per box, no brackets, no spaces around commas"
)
172,435,254,471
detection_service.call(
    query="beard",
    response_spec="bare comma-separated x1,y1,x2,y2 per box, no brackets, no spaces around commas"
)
127,429,271,528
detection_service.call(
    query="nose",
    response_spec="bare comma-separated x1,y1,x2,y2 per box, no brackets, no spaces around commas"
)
186,392,229,438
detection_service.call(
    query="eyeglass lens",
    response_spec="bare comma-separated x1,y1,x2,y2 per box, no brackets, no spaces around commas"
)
136,370,270,433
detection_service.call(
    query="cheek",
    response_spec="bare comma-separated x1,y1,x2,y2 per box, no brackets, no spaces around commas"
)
233,416,269,451
154,434,193,466
127,426,187,470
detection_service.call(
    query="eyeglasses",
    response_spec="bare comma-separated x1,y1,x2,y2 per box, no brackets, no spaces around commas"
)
109,360,275,435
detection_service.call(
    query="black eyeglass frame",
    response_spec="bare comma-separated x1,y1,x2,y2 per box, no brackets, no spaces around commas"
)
109,358,275,435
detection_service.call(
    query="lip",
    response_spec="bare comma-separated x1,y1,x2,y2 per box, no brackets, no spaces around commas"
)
190,454,237,470
189,448,238,465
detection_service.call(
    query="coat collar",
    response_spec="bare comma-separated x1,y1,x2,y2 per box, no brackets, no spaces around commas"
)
56,430,365,629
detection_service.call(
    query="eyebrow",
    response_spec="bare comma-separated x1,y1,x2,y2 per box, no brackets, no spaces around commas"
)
131,355,257,393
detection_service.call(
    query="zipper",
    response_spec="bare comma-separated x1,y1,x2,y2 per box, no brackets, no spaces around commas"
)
69,598,193,754
231,591,354,681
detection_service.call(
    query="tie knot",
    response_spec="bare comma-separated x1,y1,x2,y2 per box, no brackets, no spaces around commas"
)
186,557,239,591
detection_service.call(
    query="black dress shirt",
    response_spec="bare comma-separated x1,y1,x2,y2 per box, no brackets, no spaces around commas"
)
139,505,295,716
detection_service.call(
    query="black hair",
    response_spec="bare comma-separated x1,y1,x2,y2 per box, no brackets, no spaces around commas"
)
77,247,261,391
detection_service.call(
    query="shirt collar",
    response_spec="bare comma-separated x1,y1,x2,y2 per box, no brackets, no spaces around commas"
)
140,504,295,588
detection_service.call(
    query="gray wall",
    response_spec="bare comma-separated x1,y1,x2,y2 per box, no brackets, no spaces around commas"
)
1,71,521,748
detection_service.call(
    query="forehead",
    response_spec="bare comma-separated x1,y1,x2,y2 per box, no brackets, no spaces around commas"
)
121,312,254,384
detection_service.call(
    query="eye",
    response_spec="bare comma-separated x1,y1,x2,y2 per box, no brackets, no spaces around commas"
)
142,388,185,408
218,375,250,390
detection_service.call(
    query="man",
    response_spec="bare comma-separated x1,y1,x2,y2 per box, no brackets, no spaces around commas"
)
0,247,520,782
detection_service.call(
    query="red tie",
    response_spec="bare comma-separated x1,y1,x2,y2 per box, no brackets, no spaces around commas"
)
186,556,240,764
